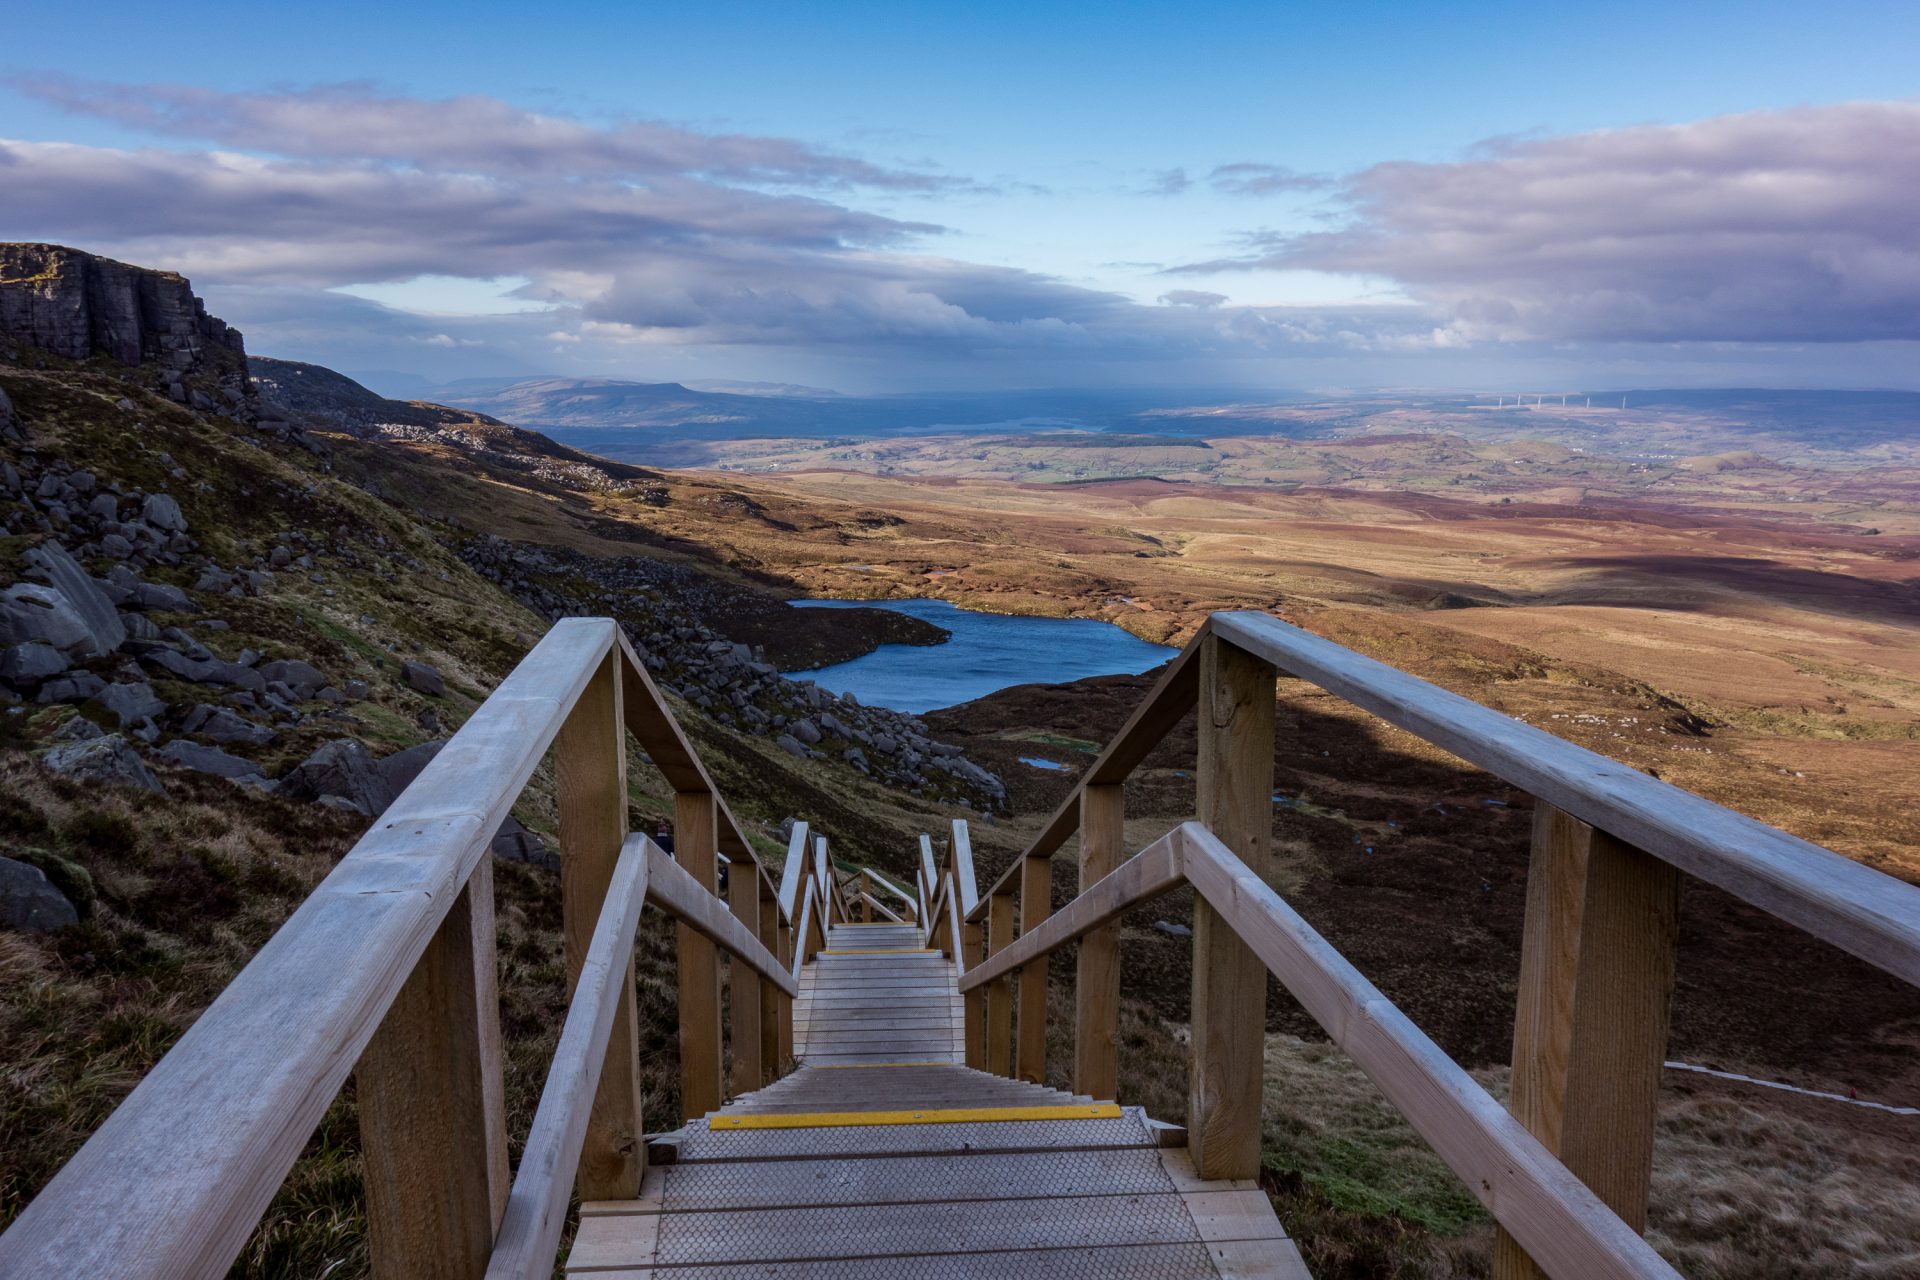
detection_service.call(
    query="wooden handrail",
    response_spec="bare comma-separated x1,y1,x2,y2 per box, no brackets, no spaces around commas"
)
946,610,1920,1276
945,874,968,977
948,818,980,918
642,839,798,997
613,633,775,899
957,825,1185,993
775,820,810,925
862,864,917,912
966,635,1200,921
789,885,815,982
486,838,652,1280
1177,824,1678,1280
0,619,616,1276
962,820,1679,1280
1208,611,1920,986
851,890,906,924
917,835,939,942
0,617,817,1278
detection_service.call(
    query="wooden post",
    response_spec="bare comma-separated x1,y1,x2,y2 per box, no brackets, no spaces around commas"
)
1015,855,1052,1083
1189,631,1276,1180
1074,783,1125,1100
358,861,508,1279
728,866,763,1097
860,870,873,923
776,916,794,1068
986,888,1016,1076
555,650,642,1200
675,789,723,1120
758,885,783,1085
1493,804,1680,1279
963,915,987,1068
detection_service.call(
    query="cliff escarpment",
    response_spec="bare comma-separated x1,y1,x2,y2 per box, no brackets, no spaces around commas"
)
0,244,253,418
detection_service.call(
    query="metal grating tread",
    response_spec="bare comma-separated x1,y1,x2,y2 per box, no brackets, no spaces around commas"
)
652,1191,1206,1265
577,1242,1227,1279
656,1147,1179,1211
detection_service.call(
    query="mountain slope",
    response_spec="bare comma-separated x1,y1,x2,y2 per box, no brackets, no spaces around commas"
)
0,247,1010,1275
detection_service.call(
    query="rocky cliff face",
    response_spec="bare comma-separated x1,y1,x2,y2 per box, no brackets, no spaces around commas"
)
0,244,253,418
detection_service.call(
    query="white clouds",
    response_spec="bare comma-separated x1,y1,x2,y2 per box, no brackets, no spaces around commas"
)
1179,101,1920,345
4,78,1916,386
1206,163,1326,196
10,77,957,190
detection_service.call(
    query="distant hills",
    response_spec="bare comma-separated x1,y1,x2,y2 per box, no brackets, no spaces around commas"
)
340,374,1919,457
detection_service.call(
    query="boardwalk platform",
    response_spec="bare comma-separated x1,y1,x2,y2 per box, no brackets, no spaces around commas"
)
569,924,1310,1277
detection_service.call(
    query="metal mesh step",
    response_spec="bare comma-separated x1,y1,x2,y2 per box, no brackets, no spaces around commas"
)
652,1191,1205,1265
657,1147,1178,1211
583,1244,1225,1280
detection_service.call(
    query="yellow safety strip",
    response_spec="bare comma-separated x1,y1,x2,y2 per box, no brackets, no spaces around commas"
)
710,1103,1123,1130
818,948,940,955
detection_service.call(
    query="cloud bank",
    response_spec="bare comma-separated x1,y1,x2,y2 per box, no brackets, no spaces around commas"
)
2,80,1915,387
1177,101,1920,346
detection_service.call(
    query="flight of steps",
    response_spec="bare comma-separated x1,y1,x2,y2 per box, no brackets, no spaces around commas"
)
795,922,963,1064
565,914,1311,1276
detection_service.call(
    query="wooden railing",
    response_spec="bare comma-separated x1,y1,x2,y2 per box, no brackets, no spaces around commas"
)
945,611,1920,1279
0,618,837,1279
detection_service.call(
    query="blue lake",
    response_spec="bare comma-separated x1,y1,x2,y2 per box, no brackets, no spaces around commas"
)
792,598,1176,714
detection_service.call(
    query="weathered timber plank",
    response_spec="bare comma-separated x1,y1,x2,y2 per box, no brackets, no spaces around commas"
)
970,633,1203,917
0,619,617,1278
558,649,642,1202
960,828,1184,992
1211,609,1920,987
672,790,723,1121
1181,823,1680,1280
1189,632,1274,1181
1495,804,1679,1280
486,842,649,1280
359,862,506,1279
1075,782,1125,1101
1016,854,1053,1083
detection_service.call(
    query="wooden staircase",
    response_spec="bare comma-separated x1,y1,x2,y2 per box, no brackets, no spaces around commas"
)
6,611,1920,1279
569,924,1309,1277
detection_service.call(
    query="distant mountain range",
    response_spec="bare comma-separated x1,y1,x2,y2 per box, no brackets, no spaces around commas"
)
321,369,1920,466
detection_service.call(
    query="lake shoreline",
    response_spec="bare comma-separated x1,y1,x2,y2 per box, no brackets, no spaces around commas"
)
790,596,1176,714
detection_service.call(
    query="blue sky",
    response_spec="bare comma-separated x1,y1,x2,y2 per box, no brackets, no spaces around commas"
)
3,1,1917,391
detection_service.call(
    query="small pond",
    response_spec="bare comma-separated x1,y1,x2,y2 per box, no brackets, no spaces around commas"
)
792,598,1175,714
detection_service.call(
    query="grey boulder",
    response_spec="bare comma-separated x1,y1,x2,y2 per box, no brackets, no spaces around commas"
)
257,658,327,698
90,680,166,728
278,738,391,816
42,734,165,793
1,642,71,685
156,739,272,788
400,660,445,697
35,672,106,704
1,584,94,654
24,543,125,656
0,856,78,932
142,493,189,532
133,581,192,612
180,703,275,747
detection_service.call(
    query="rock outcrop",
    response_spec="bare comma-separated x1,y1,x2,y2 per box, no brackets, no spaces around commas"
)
0,244,253,416
0,856,78,931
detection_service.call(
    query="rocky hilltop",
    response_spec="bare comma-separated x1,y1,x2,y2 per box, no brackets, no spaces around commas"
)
0,245,1005,936
0,245,253,418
